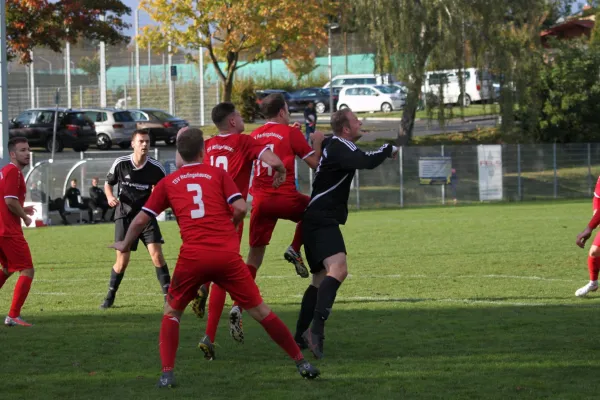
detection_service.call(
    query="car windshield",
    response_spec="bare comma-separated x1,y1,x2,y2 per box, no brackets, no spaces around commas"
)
374,85,397,94
64,112,93,125
148,110,175,120
114,111,134,122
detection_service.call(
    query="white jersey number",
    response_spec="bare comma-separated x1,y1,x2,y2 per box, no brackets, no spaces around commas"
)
210,155,228,172
254,144,274,177
187,183,205,219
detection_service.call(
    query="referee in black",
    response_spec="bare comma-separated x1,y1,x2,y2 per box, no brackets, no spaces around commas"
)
100,130,171,309
295,108,398,358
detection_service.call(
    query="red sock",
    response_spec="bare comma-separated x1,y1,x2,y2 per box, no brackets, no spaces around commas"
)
8,275,32,318
233,265,258,309
259,311,304,362
159,315,180,372
206,284,227,342
0,272,9,290
291,221,303,253
588,256,600,281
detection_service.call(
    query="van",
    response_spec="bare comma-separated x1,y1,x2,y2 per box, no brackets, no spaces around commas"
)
323,74,395,89
422,68,496,107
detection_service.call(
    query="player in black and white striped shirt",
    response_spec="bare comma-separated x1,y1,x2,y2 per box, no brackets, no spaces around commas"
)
100,130,171,309
295,109,398,358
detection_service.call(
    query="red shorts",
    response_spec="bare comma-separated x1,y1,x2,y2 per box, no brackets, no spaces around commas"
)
593,231,600,247
249,193,310,247
0,236,33,273
167,249,262,311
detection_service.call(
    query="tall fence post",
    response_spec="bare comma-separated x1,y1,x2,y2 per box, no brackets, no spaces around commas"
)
441,145,445,205
36,87,39,108
309,167,313,191
588,143,592,196
399,146,404,208
124,86,128,110
154,148,159,161
79,85,83,108
553,142,557,199
517,144,522,201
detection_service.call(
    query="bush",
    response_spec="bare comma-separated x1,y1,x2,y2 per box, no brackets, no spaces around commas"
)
240,85,257,122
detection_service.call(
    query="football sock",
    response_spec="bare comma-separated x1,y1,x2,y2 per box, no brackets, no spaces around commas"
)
107,268,125,300
312,276,342,336
291,222,303,253
0,271,9,289
259,311,304,362
159,315,180,372
232,264,257,309
588,256,600,282
206,284,227,342
295,284,319,341
155,264,171,295
8,275,33,318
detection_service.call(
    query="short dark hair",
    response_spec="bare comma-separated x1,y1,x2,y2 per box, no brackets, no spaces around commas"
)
132,130,149,140
8,137,28,153
71,179,77,184
330,109,353,136
212,102,236,129
177,128,205,162
260,93,287,119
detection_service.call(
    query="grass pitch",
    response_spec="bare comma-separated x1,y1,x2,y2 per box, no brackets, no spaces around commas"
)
1,200,598,399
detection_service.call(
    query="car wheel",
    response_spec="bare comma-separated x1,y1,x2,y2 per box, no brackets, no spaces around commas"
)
97,134,112,150
73,145,89,152
339,104,349,110
381,103,393,113
45,137,63,153
119,142,131,149
458,94,472,107
315,102,326,114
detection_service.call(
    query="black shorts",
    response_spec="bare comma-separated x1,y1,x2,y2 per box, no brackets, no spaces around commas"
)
115,215,164,252
302,220,346,274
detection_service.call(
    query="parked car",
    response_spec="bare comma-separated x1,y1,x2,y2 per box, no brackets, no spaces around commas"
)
255,90,293,115
337,85,405,113
288,88,337,114
9,108,97,152
80,108,137,150
128,108,188,146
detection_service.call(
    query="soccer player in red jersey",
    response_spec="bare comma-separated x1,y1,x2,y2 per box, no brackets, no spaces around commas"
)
0,137,37,327
110,128,320,388
575,176,600,296
192,102,287,346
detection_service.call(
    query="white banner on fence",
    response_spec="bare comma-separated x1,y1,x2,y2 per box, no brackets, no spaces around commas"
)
477,145,503,201
418,156,452,185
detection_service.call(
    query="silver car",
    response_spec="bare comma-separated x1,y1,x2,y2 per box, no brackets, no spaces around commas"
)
81,108,137,150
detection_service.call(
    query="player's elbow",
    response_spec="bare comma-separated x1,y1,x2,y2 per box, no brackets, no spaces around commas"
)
304,154,319,170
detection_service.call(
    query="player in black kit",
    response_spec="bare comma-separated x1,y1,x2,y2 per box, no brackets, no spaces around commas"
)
100,130,171,309
294,109,398,359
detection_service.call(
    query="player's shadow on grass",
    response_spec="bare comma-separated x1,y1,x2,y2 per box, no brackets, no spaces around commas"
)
2,304,600,399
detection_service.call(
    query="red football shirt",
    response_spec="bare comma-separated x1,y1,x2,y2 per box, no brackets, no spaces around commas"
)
204,134,267,198
250,122,314,196
593,176,600,212
142,163,243,257
0,163,26,237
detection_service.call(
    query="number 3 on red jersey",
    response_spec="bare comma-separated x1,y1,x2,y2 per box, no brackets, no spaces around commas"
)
187,183,205,219
253,144,274,176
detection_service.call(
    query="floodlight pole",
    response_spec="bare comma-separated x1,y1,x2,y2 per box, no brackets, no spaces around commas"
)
0,0,8,166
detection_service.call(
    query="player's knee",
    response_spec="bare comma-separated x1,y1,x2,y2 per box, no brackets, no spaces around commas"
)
247,301,271,322
151,253,165,267
163,303,182,319
329,263,348,281
590,246,600,257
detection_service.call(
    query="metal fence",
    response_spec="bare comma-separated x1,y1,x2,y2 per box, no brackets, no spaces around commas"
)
25,143,600,210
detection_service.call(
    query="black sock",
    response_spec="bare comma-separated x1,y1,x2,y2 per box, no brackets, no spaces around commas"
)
107,268,125,299
295,285,319,340
155,264,171,295
312,276,342,336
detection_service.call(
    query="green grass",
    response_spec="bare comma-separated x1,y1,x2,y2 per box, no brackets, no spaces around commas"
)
1,201,599,399
356,104,500,119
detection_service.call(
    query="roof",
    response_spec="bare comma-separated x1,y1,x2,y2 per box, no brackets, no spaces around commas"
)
540,19,595,37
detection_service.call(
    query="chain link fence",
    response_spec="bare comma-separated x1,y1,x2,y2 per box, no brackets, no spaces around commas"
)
25,143,600,211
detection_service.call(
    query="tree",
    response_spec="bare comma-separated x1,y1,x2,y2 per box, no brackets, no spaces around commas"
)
6,0,131,63
138,0,335,102
284,56,319,82
352,0,550,143
78,53,112,83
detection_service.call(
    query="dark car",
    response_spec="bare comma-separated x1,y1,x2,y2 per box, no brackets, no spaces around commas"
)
255,90,293,115
9,108,97,152
288,88,338,114
129,108,189,146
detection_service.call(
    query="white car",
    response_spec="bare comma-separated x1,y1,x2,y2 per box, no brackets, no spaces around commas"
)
337,85,404,113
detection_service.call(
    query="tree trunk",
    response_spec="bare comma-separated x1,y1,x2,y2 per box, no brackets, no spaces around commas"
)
397,76,424,145
223,75,234,102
